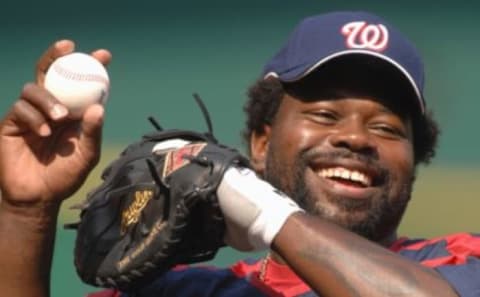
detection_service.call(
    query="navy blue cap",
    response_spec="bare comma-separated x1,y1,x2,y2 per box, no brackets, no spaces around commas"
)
263,11,426,114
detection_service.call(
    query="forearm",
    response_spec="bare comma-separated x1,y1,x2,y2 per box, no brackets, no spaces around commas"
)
0,199,60,297
272,213,459,297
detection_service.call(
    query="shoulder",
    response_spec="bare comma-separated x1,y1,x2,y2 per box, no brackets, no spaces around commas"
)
394,232,480,266
396,232,480,297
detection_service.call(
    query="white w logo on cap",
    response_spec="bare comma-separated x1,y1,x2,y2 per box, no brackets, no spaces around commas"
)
341,21,389,51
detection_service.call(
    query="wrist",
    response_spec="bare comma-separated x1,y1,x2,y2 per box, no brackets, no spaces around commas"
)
0,197,59,297
0,196,61,230
217,167,303,251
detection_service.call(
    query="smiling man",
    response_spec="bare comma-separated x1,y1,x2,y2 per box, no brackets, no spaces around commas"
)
0,10,479,297
254,55,422,245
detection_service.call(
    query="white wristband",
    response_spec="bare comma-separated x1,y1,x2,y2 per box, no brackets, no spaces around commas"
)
217,167,303,250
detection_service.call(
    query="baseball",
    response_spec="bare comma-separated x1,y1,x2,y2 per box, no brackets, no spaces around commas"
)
44,52,110,118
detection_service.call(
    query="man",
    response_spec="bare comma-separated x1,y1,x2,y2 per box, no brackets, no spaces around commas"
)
0,10,479,297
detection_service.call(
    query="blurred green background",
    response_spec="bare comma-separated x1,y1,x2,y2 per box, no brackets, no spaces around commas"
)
0,1,479,296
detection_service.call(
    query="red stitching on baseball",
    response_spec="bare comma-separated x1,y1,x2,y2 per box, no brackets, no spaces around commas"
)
53,63,109,86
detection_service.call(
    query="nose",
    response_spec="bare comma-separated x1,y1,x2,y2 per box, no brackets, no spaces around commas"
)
327,118,377,156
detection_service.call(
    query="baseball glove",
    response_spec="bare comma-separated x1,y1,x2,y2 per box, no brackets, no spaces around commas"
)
66,95,250,291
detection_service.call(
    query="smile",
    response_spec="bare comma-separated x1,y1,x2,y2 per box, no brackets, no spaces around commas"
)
318,167,372,187
311,164,381,200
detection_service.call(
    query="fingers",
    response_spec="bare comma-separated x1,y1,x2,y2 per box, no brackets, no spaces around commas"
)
4,83,69,137
11,98,51,137
36,40,113,85
21,83,68,119
36,39,76,85
79,104,105,165
91,49,112,66
5,40,111,138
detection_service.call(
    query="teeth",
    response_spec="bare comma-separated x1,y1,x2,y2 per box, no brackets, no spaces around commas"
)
319,167,372,187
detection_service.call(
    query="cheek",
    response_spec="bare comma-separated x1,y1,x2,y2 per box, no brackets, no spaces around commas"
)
380,141,415,183
266,125,317,189
270,122,320,157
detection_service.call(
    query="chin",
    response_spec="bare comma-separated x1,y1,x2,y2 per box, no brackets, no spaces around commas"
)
312,200,370,226
308,198,397,242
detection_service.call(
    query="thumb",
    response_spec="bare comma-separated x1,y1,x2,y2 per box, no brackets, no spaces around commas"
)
79,104,104,165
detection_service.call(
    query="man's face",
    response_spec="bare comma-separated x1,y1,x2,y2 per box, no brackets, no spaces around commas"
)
253,82,416,243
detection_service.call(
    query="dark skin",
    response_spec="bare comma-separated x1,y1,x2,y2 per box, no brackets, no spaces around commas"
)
0,40,110,297
0,40,457,297
261,95,414,243
250,88,458,296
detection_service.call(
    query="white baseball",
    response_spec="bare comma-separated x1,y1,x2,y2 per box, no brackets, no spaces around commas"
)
44,52,110,118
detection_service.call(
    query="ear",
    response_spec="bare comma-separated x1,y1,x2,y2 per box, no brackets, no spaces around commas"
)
249,125,271,175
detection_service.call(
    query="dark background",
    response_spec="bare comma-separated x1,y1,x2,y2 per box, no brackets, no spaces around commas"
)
1,1,479,162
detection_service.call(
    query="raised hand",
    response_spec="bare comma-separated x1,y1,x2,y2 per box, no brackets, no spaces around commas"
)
0,40,111,207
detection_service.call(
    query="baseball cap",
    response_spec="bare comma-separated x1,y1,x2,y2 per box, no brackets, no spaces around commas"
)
263,11,426,114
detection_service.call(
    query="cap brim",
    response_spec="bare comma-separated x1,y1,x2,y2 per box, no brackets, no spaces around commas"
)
264,49,425,114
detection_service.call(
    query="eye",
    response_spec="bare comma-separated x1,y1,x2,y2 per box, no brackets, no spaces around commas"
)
370,123,406,139
306,109,338,125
